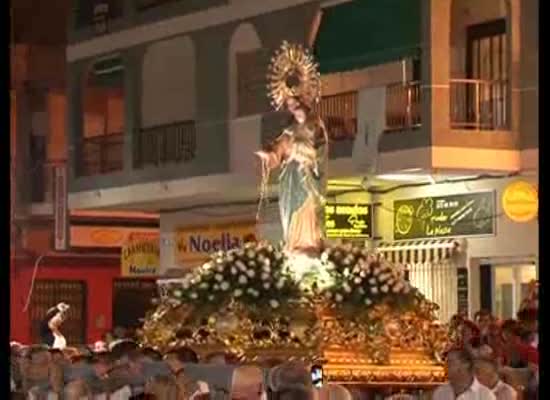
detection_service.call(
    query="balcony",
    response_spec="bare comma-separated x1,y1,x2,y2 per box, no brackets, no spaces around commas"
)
78,133,124,176
134,121,196,168
385,81,421,131
314,92,357,159
450,79,509,130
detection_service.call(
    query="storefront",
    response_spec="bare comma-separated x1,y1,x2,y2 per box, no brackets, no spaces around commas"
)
10,225,160,344
332,175,538,322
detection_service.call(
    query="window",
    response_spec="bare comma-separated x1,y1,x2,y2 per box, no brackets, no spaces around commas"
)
464,18,508,129
30,280,87,344
492,264,537,320
113,279,157,330
80,55,125,176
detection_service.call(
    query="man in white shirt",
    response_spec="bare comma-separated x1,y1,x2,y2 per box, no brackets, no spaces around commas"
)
474,358,517,400
433,349,496,400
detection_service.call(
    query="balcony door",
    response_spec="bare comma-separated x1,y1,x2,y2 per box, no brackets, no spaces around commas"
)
466,19,508,129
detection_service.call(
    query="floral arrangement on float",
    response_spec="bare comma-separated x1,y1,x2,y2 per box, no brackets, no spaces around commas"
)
139,242,451,368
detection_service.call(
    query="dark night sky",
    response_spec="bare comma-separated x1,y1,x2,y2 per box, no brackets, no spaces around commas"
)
12,0,71,45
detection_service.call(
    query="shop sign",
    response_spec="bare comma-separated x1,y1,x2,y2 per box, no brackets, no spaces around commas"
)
70,226,158,248
502,181,538,223
325,203,372,238
393,191,495,240
175,223,257,266
121,239,160,277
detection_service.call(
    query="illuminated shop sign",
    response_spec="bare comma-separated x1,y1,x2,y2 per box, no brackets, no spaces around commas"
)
393,191,495,240
325,203,372,238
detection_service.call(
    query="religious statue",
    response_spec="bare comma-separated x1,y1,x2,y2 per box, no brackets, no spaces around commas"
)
255,42,327,256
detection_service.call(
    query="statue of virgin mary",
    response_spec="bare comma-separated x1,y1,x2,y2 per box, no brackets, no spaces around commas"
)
255,42,327,256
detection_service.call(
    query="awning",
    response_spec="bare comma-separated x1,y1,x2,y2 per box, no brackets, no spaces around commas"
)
376,239,462,265
314,0,421,74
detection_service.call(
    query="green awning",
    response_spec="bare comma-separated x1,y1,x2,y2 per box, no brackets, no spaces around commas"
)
314,0,421,74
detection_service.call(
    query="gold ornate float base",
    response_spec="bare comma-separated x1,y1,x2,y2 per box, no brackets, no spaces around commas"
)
323,349,445,386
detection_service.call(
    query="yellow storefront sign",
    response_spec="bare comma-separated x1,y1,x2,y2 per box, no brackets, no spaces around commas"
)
121,239,160,277
502,181,538,223
175,223,257,266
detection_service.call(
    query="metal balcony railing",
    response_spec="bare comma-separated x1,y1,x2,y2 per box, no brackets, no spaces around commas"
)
314,91,357,141
385,81,421,131
450,79,509,130
78,133,124,176
134,120,196,168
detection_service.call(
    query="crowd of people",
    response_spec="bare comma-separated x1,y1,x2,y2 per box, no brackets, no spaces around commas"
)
11,285,538,400
434,307,539,400
11,337,364,399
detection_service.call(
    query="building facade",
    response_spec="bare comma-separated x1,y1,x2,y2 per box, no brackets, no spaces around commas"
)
66,0,538,322
10,3,160,343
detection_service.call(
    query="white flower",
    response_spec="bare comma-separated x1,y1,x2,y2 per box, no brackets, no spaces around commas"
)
373,268,381,276
227,255,235,263
236,260,247,271
364,298,372,306
403,284,411,293
321,252,329,262
246,269,256,278
189,292,198,299
199,283,209,290
231,267,238,275
392,283,403,293
215,257,223,265
173,290,182,298
182,282,190,290
335,293,344,302
269,299,280,309
368,278,376,285
252,291,260,297
371,287,379,294
221,281,230,291
261,273,270,281
216,264,224,272
358,287,365,295
360,270,367,278
263,282,271,290
215,274,224,282
381,285,389,293
213,284,220,291
233,289,243,297
276,280,284,289
325,292,333,299
343,283,352,293
203,262,212,270
238,275,248,285
354,277,362,285
343,268,350,277
263,258,271,267
208,295,215,301
246,250,255,259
